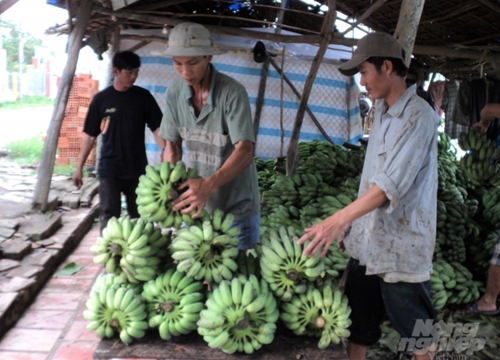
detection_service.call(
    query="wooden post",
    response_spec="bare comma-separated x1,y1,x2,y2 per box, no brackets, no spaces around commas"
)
285,0,337,176
253,58,269,151
32,0,93,211
394,0,426,67
268,57,333,144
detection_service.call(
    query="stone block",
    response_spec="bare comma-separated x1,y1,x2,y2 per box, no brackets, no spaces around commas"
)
0,239,31,260
38,239,56,247
0,276,36,292
6,265,43,278
18,212,62,241
0,292,17,312
0,259,20,272
0,227,15,239
23,249,55,267
0,219,20,230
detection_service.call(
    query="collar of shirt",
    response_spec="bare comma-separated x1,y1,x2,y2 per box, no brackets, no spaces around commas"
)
182,64,218,107
381,85,417,119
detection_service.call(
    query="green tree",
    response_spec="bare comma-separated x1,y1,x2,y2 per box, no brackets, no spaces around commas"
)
0,20,42,72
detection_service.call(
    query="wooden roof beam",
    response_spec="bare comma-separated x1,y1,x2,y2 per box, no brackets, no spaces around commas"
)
0,0,18,15
418,3,479,25
93,5,321,43
477,0,500,15
340,0,388,36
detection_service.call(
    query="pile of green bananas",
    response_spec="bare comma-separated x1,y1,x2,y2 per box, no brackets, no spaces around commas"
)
430,260,453,310
482,186,500,227
136,161,199,228
317,194,352,216
84,281,148,344
468,230,498,276
431,259,480,309
91,273,142,296
263,204,299,229
142,268,205,340
91,216,170,283
197,274,279,354
170,209,240,284
445,260,480,306
235,251,260,278
458,128,499,186
280,280,351,349
436,200,469,263
322,244,350,279
458,127,497,155
259,226,324,301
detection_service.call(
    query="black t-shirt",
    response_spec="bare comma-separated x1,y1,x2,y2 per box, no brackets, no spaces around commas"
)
83,85,162,179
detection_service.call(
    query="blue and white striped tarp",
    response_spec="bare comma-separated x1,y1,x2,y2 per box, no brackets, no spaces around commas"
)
120,38,362,165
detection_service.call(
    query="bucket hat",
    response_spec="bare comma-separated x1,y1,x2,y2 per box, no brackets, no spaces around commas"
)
338,32,404,76
162,22,227,57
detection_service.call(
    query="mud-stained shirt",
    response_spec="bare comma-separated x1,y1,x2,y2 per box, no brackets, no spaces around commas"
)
344,86,439,282
159,65,260,220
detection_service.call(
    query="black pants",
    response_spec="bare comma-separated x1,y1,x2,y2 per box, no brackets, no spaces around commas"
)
99,177,139,234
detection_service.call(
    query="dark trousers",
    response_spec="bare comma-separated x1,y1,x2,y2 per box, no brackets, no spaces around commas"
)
99,177,139,234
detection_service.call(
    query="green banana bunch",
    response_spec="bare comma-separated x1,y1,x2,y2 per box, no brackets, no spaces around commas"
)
447,260,480,306
170,210,240,284
91,273,143,296
141,267,205,340
457,128,500,186
83,282,148,344
91,216,171,284
235,251,260,278
280,280,351,349
481,186,500,228
467,230,497,276
197,274,279,354
430,260,451,310
322,244,350,279
136,161,202,228
259,226,324,301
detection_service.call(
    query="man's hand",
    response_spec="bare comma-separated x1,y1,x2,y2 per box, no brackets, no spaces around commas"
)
297,213,350,258
73,169,83,189
471,121,489,134
171,177,212,218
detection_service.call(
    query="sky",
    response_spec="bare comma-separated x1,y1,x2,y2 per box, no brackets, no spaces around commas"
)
0,0,110,84
1,0,67,35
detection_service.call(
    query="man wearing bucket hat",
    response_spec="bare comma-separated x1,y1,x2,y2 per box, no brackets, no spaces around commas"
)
298,32,439,359
159,22,260,251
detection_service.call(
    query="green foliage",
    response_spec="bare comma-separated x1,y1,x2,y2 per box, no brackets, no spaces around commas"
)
0,96,54,110
6,135,44,165
5,135,78,176
0,19,43,72
54,164,77,177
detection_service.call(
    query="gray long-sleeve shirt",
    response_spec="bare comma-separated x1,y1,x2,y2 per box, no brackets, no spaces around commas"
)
345,86,439,282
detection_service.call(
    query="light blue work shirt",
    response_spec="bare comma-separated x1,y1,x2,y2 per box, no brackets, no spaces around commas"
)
345,86,439,282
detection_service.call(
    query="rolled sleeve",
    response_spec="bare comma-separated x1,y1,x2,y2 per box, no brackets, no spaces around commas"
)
159,86,182,142
377,115,435,209
225,84,255,144
371,172,400,212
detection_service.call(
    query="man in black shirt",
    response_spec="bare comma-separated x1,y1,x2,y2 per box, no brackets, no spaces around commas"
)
73,50,165,233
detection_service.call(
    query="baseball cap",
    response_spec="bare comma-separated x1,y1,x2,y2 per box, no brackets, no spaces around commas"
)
338,32,404,76
161,22,227,57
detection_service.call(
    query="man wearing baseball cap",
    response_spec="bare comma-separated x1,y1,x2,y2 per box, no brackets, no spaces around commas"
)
298,32,439,359
159,22,260,251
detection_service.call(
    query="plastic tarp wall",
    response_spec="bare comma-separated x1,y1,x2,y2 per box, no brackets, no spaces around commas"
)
119,33,361,166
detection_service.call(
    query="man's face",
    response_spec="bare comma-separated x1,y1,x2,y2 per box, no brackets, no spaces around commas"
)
114,67,139,90
358,61,390,100
172,56,212,86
